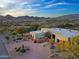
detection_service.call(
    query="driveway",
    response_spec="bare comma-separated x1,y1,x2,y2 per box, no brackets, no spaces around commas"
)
0,35,10,59
6,40,49,59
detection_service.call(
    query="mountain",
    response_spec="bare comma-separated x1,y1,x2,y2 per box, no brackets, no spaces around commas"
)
0,15,15,21
54,14,79,20
0,15,52,22
0,14,79,22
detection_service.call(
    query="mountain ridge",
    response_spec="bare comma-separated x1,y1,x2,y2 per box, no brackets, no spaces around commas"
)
0,14,79,21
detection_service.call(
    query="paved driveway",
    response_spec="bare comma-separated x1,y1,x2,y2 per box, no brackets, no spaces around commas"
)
0,35,10,59
6,41,49,59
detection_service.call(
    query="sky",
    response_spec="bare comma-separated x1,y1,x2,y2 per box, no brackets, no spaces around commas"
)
0,0,79,17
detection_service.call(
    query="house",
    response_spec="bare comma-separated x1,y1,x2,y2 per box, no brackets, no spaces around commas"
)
30,28,79,43
30,30,46,43
41,28,79,43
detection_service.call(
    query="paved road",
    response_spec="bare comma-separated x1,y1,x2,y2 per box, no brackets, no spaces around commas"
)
0,35,10,59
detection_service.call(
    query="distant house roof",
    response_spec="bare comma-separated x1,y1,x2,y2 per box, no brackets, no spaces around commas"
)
41,28,79,38
30,30,44,34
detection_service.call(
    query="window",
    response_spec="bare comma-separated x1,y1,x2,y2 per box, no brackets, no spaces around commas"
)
57,39,60,43
52,34,55,39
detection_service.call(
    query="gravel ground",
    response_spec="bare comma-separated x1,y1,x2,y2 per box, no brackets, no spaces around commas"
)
6,40,49,59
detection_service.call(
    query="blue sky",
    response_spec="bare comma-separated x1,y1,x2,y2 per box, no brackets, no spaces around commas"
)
0,0,79,17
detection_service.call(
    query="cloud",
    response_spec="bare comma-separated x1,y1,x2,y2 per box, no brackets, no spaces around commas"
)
0,8,6,15
2,8,37,17
44,2,68,8
16,0,37,3
0,0,39,16
31,4,41,6
0,0,17,7
0,0,69,17
44,4,53,8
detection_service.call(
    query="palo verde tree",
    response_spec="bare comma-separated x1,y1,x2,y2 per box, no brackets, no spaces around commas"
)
57,35,79,59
